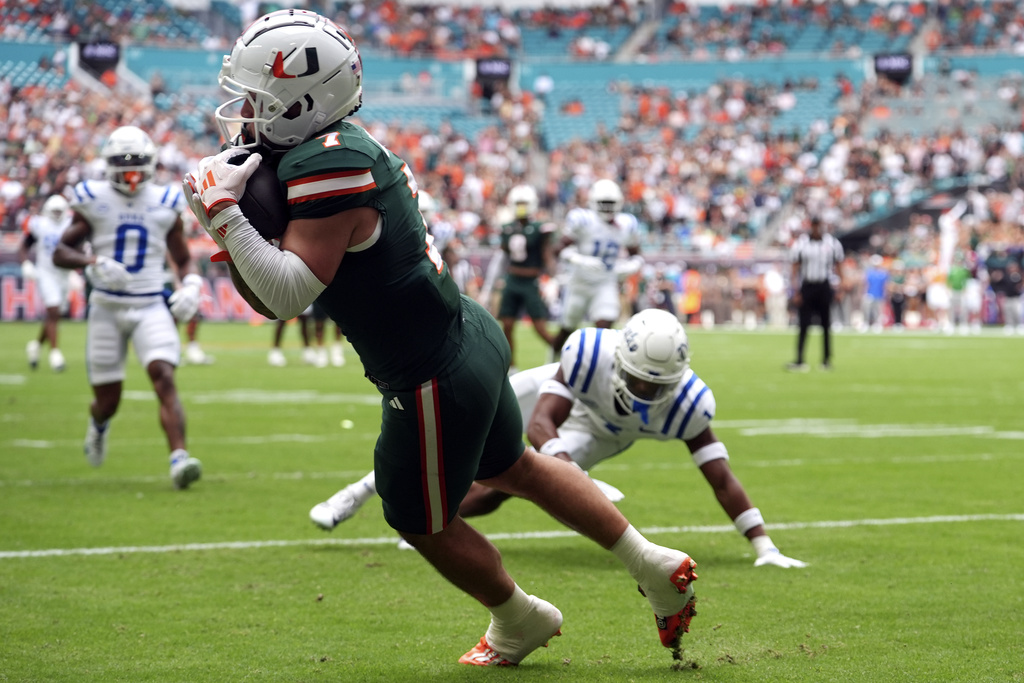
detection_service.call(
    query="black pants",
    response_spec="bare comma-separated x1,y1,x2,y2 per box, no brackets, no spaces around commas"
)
796,281,833,364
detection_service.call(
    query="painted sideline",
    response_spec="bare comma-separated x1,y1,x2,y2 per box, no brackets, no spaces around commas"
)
2,513,1021,560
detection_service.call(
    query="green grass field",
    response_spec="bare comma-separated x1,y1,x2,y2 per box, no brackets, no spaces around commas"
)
1,320,1022,682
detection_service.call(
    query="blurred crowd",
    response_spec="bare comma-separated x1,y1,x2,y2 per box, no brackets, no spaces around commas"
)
4,1,1024,330
8,0,1024,60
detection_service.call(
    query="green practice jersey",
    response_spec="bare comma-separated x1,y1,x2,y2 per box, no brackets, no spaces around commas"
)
277,121,462,389
500,219,550,271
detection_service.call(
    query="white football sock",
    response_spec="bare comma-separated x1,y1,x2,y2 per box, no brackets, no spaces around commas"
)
484,585,563,663
611,525,692,616
349,471,377,503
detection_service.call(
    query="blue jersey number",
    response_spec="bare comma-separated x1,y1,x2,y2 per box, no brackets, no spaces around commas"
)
113,224,149,273
591,241,620,270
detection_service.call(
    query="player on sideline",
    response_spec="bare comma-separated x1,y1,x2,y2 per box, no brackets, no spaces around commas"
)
52,125,203,489
19,194,73,372
550,178,644,353
184,9,698,666
314,309,806,568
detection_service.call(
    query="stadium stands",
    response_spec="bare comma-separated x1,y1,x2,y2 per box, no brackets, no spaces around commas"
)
2,0,1024,279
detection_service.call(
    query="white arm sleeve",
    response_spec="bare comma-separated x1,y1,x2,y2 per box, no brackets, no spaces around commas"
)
214,204,326,320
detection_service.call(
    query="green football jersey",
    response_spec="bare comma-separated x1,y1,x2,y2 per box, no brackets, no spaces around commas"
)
500,219,550,271
277,121,462,389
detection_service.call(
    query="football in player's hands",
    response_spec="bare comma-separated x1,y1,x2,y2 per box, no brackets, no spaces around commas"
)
227,152,289,241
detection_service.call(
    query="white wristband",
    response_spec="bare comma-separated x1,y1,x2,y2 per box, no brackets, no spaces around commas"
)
733,507,765,536
691,441,729,467
538,437,569,457
216,204,326,320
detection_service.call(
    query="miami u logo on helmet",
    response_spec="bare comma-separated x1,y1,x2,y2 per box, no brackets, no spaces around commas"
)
271,48,319,78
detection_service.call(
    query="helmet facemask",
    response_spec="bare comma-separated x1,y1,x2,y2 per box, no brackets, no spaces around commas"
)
508,185,538,220
102,126,157,196
588,178,624,222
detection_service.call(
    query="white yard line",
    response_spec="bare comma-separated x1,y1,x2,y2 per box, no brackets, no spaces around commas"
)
7,419,1024,456
1,448,1021,487
1,514,1021,560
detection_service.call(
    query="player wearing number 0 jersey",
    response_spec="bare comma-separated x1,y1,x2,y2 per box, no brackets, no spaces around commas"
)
55,125,203,490
71,180,183,305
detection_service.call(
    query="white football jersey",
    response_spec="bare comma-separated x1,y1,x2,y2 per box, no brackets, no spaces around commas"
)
556,327,715,443
23,213,71,275
563,207,640,282
70,179,184,304
428,218,457,256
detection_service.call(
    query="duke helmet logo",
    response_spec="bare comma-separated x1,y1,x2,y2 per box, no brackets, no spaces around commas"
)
623,327,639,352
271,48,320,79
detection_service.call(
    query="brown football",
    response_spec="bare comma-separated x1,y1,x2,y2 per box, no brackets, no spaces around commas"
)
228,152,289,240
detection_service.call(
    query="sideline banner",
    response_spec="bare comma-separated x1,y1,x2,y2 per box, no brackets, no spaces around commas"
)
0,276,259,322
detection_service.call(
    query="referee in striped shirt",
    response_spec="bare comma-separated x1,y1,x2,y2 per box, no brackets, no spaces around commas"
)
788,216,844,371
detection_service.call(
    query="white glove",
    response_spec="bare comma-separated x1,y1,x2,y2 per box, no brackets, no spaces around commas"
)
754,546,808,568
193,149,262,216
168,273,203,322
184,172,228,260
20,260,37,281
589,476,625,503
613,254,644,277
183,173,215,233
561,246,606,271
85,255,130,291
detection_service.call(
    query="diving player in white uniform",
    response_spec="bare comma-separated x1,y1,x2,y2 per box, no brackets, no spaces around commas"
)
551,178,644,352
52,125,204,489
312,309,805,568
19,194,73,372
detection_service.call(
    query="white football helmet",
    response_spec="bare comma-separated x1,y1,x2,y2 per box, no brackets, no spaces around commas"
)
216,9,363,149
102,126,157,195
418,190,438,225
589,178,624,222
507,184,539,220
41,194,70,222
612,309,689,419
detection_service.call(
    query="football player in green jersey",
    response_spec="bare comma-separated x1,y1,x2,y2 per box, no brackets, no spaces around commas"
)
497,184,557,372
184,9,700,666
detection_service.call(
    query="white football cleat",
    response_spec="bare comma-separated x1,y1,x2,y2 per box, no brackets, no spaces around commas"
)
84,419,109,467
170,450,202,490
636,546,698,651
314,347,328,368
459,596,563,666
185,342,214,365
48,348,65,372
589,476,625,503
268,348,287,367
330,343,346,367
310,487,367,530
302,347,318,366
26,340,40,369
